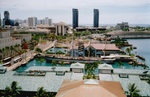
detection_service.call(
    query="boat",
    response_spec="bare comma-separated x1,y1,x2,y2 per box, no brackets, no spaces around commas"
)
101,56,115,63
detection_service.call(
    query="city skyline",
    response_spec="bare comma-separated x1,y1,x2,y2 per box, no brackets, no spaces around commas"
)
0,0,150,24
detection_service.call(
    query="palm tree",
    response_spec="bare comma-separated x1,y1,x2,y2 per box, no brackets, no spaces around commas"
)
85,62,99,79
131,61,138,69
142,64,149,69
36,56,45,66
51,60,57,66
126,47,131,55
118,61,124,68
147,79,150,84
5,46,10,57
1,81,22,97
35,87,49,97
2,48,6,59
10,46,14,57
35,48,42,54
0,48,3,60
60,60,64,66
127,83,140,97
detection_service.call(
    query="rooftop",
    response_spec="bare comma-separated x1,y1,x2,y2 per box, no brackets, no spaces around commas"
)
56,80,126,97
0,71,71,92
70,62,85,69
98,63,113,70
100,69,150,96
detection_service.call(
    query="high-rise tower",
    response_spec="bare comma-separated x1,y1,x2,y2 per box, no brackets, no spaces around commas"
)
72,9,78,29
93,9,99,27
28,17,37,27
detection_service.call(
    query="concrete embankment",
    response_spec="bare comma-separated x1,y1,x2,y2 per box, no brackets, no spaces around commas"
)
108,31,150,39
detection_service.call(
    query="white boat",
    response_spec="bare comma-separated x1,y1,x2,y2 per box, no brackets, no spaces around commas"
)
101,56,115,63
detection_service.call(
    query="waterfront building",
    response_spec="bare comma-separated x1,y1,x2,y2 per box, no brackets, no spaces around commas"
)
55,22,68,36
72,9,78,29
116,22,129,30
70,43,120,57
93,9,99,27
28,17,37,27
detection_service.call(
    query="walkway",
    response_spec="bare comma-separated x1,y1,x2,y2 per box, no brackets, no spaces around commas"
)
7,41,55,71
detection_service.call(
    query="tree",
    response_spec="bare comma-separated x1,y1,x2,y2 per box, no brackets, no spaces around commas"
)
35,87,49,97
60,60,64,66
147,79,150,84
131,61,138,69
51,60,57,66
1,81,22,97
0,48,3,60
118,61,124,68
10,46,14,57
126,47,131,55
36,56,45,66
85,62,99,79
111,36,127,48
35,48,42,54
127,83,140,97
142,64,149,69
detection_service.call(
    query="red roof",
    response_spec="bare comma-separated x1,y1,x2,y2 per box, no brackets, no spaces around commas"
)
84,44,120,51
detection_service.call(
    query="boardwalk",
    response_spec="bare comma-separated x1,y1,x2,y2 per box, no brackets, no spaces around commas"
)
7,41,55,71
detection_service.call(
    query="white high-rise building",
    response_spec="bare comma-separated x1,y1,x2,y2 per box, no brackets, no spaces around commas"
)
44,17,52,26
48,19,52,26
28,17,37,27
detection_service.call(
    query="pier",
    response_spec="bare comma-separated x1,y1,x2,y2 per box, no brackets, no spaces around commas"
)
136,55,145,61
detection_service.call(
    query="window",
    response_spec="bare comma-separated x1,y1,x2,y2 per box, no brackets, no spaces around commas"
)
119,74,129,78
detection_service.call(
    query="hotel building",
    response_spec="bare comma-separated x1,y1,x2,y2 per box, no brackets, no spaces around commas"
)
72,9,78,29
93,9,99,27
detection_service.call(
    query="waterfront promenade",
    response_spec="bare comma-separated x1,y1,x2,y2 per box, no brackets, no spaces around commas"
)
7,41,55,71
108,31,150,39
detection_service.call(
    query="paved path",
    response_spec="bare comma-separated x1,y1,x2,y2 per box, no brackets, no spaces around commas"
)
7,41,55,71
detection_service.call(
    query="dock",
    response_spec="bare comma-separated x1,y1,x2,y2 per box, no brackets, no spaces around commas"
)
136,55,145,61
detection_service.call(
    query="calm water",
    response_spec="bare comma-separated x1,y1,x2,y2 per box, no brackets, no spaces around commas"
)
127,39,150,67
16,58,70,72
112,39,150,69
16,39,150,71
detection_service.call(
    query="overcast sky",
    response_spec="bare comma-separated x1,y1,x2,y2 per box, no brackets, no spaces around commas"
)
0,0,150,25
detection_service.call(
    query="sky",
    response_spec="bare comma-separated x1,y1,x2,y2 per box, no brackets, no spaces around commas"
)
0,0,150,25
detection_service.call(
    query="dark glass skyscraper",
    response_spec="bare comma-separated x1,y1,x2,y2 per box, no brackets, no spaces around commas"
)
72,9,78,29
3,11,14,26
93,9,99,27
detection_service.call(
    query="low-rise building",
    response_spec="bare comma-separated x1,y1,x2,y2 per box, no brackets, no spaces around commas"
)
55,22,68,36
12,34,32,42
70,62,85,73
0,30,21,49
70,43,121,57
116,22,129,30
